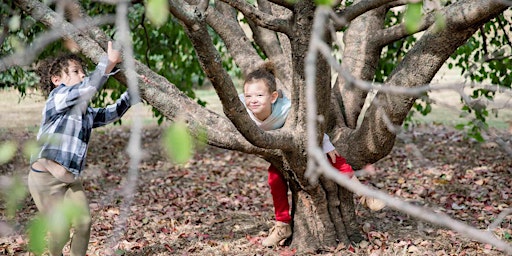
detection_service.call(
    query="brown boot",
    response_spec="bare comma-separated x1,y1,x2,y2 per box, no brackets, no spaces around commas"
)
351,176,386,211
262,221,292,247
360,195,386,211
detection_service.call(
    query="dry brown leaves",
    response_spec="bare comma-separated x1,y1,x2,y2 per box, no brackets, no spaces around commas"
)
0,125,511,255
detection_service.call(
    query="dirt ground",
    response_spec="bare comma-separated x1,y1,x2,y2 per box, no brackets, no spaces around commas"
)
0,89,511,255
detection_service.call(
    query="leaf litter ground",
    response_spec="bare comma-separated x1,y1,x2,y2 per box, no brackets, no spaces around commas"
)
0,124,511,255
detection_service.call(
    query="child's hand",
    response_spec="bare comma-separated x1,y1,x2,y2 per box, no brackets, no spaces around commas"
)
327,149,340,163
107,41,122,65
140,75,151,84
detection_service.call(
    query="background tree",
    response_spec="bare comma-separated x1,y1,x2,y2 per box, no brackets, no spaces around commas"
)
1,0,511,253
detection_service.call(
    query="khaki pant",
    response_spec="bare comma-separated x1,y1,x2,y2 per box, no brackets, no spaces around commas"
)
28,169,91,256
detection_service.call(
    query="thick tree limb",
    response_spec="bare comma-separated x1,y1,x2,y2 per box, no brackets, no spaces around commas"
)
203,2,263,76
370,12,436,47
333,5,386,130
219,0,292,35
266,0,295,9
333,0,396,29
372,0,509,47
248,0,293,90
349,0,509,167
171,0,297,151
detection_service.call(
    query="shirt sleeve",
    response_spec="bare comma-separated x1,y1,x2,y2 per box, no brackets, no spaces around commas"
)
91,91,132,128
52,55,115,114
322,133,336,153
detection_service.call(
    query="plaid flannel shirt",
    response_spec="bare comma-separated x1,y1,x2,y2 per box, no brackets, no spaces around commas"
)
31,55,133,177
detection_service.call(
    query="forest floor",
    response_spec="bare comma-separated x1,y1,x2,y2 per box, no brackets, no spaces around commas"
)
0,89,511,255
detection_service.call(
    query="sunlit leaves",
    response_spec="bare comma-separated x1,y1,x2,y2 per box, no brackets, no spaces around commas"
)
8,14,20,31
315,0,336,6
163,121,193,164
433,12,447,32
0,175,27,219
0,141,16,164
27,200,88,255
145,0,169,27
446,14,511,139
23,140,39,159
404,2,423,33
27,215,47,256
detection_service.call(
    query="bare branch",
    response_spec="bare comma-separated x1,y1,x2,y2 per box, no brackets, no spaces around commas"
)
168,0,199,27
218,0,292,35
108,0,144,248
266,0,295,9
248,0,293,90
372,0,509,47
370,11,436,47
313,151,512,254
0,15,115,72
203,2,263,76
333,0,396,29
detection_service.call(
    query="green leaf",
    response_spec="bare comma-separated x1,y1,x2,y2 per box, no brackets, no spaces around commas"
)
44,200,88,249
145,0,169,27
315,0,335,6
3,175,27,219
8,15,21,31
23,140,39,159
504,231,511,240
404,3,423,33
163,121,193,164
454,124,465,130
28,215,48,256
433,12,446,32
0,141,17,164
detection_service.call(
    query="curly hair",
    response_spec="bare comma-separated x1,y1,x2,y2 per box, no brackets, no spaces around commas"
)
36,54,84,96
244,61,277,93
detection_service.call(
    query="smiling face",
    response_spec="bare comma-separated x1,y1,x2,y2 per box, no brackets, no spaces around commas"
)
51,60,85,87
243,80,278,121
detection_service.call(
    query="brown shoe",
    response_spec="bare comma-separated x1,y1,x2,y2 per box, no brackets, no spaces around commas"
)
262,222,292,247
351,176,386,211
360,196,386,211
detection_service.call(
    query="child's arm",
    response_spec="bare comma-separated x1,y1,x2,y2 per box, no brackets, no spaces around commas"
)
91,91,134,128
323,134,340,163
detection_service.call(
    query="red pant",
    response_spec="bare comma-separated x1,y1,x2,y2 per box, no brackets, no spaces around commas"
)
268,155,354,223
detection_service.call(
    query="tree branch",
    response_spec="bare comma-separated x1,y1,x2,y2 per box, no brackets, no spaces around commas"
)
0,15,115,72
307,9,512,254
311,150,512,254
333,0,396,29
370,11,436,47
371,0,509,47
352,0,509,166
203,2,263,76
171,0,297,151
248,0,293,91
218,0,292,35
266,0,295,9
14,0,267,155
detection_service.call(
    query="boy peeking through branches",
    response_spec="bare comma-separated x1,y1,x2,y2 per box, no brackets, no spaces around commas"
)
29,41,137,256
240,61,385,247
